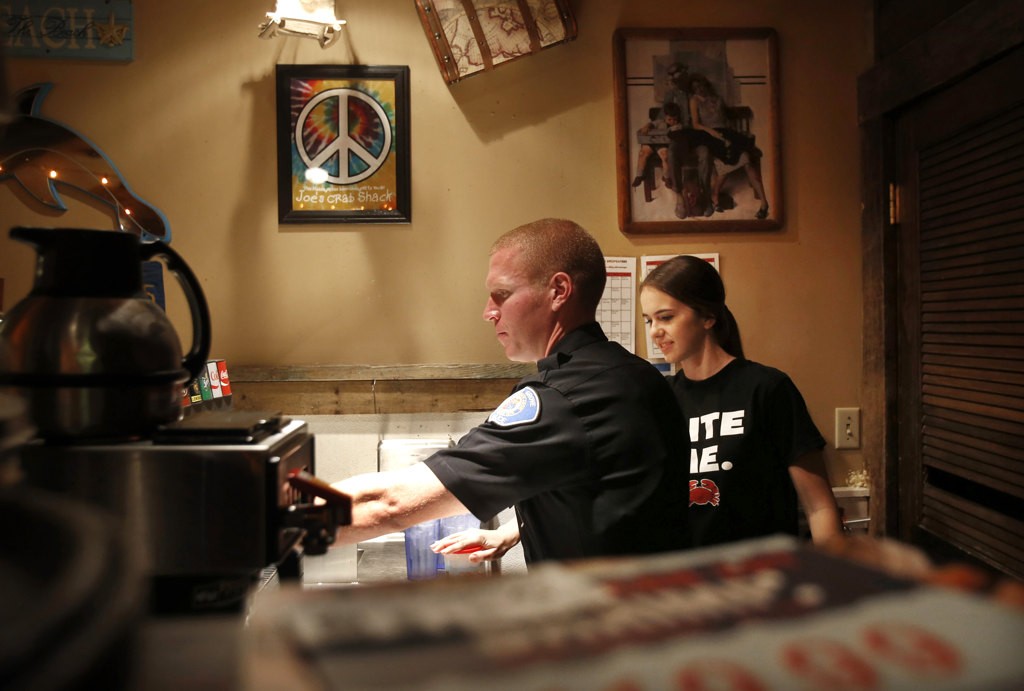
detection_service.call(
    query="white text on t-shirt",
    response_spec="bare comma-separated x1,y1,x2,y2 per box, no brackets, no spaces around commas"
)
689,409,745,473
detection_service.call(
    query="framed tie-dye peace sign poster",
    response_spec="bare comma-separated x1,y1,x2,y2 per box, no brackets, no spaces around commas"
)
275,64,411,224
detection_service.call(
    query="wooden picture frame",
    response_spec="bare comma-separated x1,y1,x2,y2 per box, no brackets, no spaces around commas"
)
613,28,781,234
414,0,577,84
275,64,411,224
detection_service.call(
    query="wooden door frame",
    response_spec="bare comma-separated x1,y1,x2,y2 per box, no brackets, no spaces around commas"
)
858,0,1024,535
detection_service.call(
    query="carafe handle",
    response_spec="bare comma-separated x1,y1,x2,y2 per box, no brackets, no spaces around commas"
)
140,241,212,381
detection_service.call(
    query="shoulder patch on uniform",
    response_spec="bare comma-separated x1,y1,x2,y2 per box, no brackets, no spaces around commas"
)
488,386,541,427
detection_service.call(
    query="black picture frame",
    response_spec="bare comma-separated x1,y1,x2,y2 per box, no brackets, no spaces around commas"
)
613,28,781,233
275,64,411,224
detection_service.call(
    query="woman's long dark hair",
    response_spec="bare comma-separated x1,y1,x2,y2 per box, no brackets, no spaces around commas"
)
641,255,745,359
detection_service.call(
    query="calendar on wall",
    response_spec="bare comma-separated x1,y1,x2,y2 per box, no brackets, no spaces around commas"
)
598,257,637,353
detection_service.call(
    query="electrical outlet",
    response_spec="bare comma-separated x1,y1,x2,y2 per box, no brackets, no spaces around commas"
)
835,407,861,449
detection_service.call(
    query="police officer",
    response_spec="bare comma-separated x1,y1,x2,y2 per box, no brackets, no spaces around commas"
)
331,218,689,565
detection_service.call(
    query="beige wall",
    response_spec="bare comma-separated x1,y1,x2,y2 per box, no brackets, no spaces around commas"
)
0,0,870,481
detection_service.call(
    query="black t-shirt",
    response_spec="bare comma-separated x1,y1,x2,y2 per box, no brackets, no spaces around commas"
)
672,359,825,547
425,323,689,564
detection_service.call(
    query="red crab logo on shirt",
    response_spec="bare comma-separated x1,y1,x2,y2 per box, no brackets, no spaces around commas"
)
689,479,720,507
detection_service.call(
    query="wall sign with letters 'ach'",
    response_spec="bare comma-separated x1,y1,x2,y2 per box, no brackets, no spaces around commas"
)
414,0,576,84
1,0,133,61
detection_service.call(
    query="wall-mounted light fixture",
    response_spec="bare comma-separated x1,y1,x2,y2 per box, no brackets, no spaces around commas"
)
258,0,346,49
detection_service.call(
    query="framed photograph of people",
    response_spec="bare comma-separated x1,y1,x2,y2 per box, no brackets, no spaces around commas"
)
613,28,781,233
275,64,411,224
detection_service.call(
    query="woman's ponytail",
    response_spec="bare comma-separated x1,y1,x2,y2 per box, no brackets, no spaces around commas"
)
716,304,745,359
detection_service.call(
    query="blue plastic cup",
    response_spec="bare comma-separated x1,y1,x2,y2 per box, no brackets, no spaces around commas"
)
404,519,441,580
439,513,480,538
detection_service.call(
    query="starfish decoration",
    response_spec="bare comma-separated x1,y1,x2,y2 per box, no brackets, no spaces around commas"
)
94,12,129,47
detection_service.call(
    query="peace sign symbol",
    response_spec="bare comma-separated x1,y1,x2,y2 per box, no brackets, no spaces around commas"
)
294,88,392,186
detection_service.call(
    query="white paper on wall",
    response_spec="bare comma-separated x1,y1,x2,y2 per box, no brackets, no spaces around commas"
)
598,256,638,354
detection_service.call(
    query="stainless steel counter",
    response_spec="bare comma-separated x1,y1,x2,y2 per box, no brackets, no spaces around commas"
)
354,535,410,583
303,534,411,587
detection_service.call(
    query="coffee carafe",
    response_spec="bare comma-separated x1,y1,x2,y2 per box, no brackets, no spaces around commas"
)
0,227,211,440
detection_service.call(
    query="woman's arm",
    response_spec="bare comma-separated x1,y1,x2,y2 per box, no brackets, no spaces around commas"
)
789,449,844,544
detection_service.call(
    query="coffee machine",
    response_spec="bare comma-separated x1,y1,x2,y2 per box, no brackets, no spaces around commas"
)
19,409,350,613
0,228,351,613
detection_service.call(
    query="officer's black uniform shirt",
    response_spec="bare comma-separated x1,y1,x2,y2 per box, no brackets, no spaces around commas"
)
424,322,689,564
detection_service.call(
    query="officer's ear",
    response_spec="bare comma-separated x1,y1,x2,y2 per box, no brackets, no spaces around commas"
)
549,271,572,311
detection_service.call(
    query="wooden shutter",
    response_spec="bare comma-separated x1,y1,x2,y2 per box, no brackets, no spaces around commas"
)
907,82,1024,577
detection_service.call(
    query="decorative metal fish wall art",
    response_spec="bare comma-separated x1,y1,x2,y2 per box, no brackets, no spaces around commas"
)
0,82,171,242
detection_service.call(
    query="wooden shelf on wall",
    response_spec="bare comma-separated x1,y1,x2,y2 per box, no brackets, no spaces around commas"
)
229,363,533,415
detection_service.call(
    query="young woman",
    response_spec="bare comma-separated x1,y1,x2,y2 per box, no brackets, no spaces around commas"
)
640,255,843,547
687,74,770,219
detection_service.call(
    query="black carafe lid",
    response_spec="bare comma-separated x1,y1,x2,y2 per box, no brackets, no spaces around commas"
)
12,227,144,298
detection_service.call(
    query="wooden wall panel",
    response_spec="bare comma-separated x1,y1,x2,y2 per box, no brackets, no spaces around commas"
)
228,363,531,415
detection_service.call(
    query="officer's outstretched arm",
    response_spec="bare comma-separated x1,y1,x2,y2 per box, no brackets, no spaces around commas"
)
331,463,470,545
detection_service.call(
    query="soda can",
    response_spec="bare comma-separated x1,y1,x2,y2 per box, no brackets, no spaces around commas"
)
216,359,232,397
188,379,204,405
206,361,223,398
198,368,213,401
